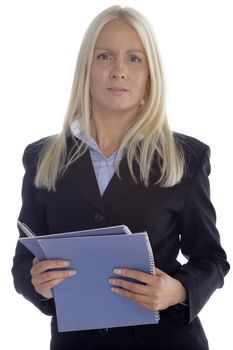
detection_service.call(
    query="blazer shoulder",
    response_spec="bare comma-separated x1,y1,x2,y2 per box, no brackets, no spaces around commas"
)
174,132,210,158
22,135,55,170
174,132,211,177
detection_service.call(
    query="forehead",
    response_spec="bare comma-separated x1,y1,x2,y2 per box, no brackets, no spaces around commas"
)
95,20,144,51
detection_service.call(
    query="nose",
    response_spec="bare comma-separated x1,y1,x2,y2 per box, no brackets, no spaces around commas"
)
110,59,126,79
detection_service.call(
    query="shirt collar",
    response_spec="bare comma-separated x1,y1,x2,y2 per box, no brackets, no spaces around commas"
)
70,119,125,159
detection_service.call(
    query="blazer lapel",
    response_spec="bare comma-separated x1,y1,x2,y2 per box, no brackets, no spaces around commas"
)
63,136,143,211
63,139,104,214
102,155,142,207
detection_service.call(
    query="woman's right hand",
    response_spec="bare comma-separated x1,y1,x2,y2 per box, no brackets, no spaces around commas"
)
30,258,77,299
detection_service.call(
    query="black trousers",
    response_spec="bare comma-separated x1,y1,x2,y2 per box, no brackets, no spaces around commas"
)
50,310,209,350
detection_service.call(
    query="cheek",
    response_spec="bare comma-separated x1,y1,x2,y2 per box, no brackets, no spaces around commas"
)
134,74,149,97
90,67,107,95
90,70,101,99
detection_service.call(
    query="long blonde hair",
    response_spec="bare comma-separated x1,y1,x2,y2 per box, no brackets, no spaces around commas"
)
35,5,184,191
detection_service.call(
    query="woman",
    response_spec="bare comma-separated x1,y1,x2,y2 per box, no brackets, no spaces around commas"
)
12,5,229,350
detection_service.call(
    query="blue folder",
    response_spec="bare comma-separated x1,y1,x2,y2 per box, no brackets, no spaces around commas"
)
19,226,160,331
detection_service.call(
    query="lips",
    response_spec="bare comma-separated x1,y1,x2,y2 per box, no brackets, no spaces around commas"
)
107,87,128,92
107,87,128,96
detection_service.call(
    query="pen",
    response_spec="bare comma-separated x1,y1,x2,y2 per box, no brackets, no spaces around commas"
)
17,220,36,238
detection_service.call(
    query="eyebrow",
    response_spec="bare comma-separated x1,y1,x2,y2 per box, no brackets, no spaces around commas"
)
94,47,145,54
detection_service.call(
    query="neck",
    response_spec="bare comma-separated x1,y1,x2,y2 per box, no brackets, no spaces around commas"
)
90,110,137,157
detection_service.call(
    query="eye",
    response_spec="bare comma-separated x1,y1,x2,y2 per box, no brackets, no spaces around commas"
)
97,53,111,61
129,55,141,63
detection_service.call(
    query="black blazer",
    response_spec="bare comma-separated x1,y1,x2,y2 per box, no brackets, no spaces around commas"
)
12,133,230,350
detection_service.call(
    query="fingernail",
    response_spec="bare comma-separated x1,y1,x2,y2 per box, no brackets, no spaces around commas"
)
62,261,70,267
68,270,76,276
114,269,121,275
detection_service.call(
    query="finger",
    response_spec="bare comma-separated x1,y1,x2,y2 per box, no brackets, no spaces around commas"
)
113,268,155,286
33,257,39,265
36,278,66,296
32,269,76,284
109,278,150,296
137,301,160,311
111,286,154,306
32,259,70,273
42,277,67,290
111,287,160,311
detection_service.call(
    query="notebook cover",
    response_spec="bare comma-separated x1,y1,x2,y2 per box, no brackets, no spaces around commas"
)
38,233,159,331
19,225,131,260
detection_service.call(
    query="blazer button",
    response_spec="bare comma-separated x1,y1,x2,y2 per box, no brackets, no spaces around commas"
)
99,328,108,336
94,212,104,222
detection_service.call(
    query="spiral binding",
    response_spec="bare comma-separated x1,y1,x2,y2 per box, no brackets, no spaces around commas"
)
144,233,160,323
144,234,155,275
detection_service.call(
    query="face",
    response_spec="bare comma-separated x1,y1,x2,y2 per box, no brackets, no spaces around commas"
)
90,20,150,116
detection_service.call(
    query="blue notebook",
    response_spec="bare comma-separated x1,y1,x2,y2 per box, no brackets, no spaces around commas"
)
19,225,132,260
19,225,160,331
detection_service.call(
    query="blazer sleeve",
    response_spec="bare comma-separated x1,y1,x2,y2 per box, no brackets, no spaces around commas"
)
11,141,55,316
174,145,230,323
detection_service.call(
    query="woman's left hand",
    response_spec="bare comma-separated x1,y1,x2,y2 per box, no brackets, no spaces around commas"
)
109,267,187,311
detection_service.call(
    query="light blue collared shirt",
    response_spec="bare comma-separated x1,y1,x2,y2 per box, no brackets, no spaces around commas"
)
70,120,125,196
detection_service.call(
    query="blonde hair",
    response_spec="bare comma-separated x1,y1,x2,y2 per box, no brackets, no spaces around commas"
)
35,5,184,191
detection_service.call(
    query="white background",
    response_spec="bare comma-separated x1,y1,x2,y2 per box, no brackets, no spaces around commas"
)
0,0,232,349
